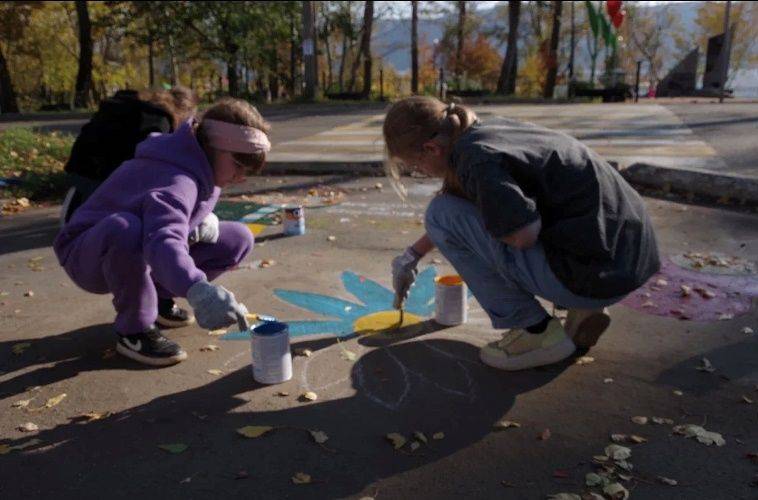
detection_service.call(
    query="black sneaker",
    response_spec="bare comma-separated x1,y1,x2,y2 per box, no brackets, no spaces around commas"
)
116,325,188,366
157,298,195,328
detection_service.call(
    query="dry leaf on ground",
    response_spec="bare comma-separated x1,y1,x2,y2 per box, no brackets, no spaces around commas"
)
410,441,420,452
538,428,551,441
386,433,406,449
603,482,630,499
12,342,31,355
12,399,32,408
657,476,678,486
673,424,726,446
18,422,38,432
208,329,227,336
327,235,337,242
655,279,668,287
237,425,274,438
291,472,312,484
603,378,614,384
718,313,734,320
158,443,188,454
71,411,111,423
604,444,632,460
673,390,683,396
680,285,692,297
310,430,329,444
207,369,223,376
651,417,674,425
586,472,611,487
432,432,445,440
742,395,754,404
547,494,581,500
277,391,289,397
0,438,41,455
294,348,313,357
575,356,595,366
300,391,318,402
631,416,648,425
29,393,67,412
199,344,220,352
493,420,521,431
696,358,716,373
611,434,647,444
413,431,428,444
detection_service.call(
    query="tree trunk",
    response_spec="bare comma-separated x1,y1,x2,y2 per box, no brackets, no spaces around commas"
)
290,13,297,95
496,0,520,95
147,30,155,88
455,1,466,89
321,10,334,90
360,1,374,99
227,48,240,97
542,0,562,98
411,0,419,93
74,0,93,108
0,45,19,113
338,32,348,92
168,35,177,86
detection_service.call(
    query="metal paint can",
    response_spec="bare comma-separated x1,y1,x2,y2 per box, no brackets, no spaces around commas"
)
251,321,293,384
282,205,305,236
434,274,468,326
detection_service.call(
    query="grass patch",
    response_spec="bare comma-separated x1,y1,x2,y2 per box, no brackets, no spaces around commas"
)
0,127,73,202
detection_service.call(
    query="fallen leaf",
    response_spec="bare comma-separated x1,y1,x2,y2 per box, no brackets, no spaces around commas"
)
259,259,276,268
631,416,648,425
71,411,111,423
301,391,318,402
655,279,668,287
701,290,716,299
673,390,683,397
410,441,420,452
603,482,630,500
603,378,614,384
327,235,337,242
12,342,31,355
586,472,610,487
657,476,678,486
339,347,357,362
696,358,716,373
291,472,312,484
158,443,188,454
673,424,726,446
718,313,734,321
294,348,313,357
386,433,406,449
414,431,428,444
12,399,32,408
277,391,289,397
0,438,41,455
310,430,329,444
611,434,647,444
742,395,754,404
432,432,445,440
575,356,595,366
23,290,34,297
630,434,648,444
742,327,754,335
237,425,274,439
592,455,610,463
641,300,655,308
199,344,220,352
651,416,674,425
604,444,632,461
18,422,38,432
30,393,67,411
617,474,632,482
493,420,521,431
539,428,552,441
547,494,581,500
207,369,223,376
680,285,692,297
208,329,227,336
179,477,192,484
431,258,443,264
552,469,570,479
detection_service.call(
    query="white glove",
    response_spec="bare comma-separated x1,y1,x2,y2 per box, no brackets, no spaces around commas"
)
189,213,220,245
391,247,421,309
186,280,248,330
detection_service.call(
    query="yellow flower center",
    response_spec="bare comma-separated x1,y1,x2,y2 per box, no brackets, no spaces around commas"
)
352,310,422,336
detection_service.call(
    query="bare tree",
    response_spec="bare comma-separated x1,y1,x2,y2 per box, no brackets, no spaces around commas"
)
543,0,562,98
455,1,466,88
627,4,676,89
497,0,520,95
359,0,374,98
74,0,93,108
411,0,419,94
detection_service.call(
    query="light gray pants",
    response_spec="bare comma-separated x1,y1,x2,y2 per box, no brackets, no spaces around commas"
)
425,194,623,329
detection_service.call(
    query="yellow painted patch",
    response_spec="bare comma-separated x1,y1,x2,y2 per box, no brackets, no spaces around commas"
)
353,310,422,335
245,223,267,236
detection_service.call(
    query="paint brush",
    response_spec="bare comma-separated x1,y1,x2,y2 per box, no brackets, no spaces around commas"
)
398,308,404,329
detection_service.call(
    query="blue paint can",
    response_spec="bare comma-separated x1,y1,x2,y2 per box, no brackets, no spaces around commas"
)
251,321,293,384
282,205,305,236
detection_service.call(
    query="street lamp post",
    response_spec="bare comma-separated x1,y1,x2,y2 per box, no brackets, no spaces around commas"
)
719,0,732,103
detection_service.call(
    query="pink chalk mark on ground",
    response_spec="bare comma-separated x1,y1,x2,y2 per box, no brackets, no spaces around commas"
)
621,257,758,321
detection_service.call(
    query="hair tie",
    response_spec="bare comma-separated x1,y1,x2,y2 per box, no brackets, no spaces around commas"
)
202,118,271,154
446,102,456,115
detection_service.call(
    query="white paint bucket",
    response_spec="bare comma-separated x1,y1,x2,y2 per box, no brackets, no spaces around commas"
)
434,275,468,326
251,321,293,384
282,205,305,236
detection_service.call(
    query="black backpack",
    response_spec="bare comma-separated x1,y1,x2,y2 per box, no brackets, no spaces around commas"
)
64,90,174,182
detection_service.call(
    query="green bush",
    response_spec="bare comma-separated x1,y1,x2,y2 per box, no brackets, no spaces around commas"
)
0,127,73,202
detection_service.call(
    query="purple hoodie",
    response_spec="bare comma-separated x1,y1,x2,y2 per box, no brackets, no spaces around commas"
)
54,120,221,297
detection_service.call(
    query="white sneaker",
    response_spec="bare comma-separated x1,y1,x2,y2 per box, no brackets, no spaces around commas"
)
565,308,611,348
479,319,576,371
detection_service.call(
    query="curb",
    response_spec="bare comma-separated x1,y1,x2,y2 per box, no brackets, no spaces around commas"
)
619,163,758,206
265,160,384,176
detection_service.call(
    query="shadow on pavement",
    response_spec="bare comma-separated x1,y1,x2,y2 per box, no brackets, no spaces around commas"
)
0,213,60,256
0,336,567,499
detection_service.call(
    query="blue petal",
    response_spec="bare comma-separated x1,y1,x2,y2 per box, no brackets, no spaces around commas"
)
220,330,251,340
289,320,354,338
405,265,437,317
273,289,366,320
342,271,394,309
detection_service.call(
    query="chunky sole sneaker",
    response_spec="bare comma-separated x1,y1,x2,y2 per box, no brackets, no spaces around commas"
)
565,308,611,348
156,298,195,328
116,326,188,366
480,319,576,371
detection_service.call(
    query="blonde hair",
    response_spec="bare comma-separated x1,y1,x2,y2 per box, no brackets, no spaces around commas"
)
137,86,199,130
382,96,478,198
196,97,271,175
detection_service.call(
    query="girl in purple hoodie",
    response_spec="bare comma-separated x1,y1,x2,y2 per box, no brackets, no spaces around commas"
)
54,98,269,366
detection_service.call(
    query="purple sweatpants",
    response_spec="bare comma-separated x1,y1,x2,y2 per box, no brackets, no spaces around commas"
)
61,212,253,334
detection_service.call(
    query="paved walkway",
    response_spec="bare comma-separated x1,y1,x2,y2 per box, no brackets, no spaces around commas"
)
269,103,734,174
